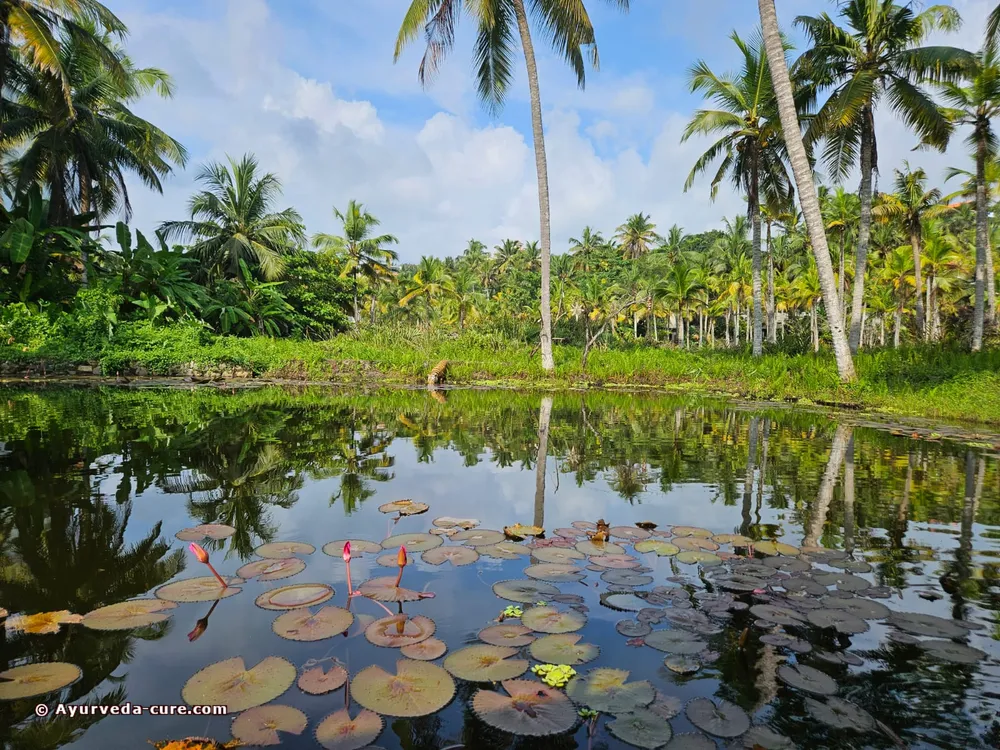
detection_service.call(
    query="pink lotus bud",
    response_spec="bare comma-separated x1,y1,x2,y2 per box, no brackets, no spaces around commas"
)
397,546,408,567
189,542,209,564
343,541,351,563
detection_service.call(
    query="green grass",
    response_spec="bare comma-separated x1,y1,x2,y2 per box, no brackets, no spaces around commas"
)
3,320,999,426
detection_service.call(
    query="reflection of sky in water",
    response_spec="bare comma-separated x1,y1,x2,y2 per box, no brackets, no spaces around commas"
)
2,391,999,750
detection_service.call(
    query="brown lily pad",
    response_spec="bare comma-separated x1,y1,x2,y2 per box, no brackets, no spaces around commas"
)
315,708,384,750
443,645,529,682
380,533,442,553
401,637,448,660
272,606,354,641
421,546,479,566
231,704,306,746
322,539,382,557
236,558,306,582
351,659,455,717
156,576,243,603
472,679,577,736
81,599,177,631
298,664,348,695
357,577,427,603
0,662,82,701
479,624,536,647
365,615,436,647
182,656,295,713
176,524,236,542
255,542,315,559
522,605,587,634
255,584,334,611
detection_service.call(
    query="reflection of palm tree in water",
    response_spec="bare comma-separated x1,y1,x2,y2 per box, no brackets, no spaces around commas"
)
533,398,552,529
940,451,983,621
803,424,852,548
741,417,760,537
320,424,395,515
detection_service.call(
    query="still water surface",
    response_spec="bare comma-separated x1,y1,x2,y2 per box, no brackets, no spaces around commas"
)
0,386,997,750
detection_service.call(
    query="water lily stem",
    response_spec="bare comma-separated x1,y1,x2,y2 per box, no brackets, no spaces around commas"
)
205,562,228,589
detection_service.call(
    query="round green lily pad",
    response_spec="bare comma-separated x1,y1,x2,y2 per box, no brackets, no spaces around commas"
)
566,668,655,714
380,533,442,553
608,707,674,748
685,697,750,738
529,634,600,665
634,540,680,556
492,579,559,604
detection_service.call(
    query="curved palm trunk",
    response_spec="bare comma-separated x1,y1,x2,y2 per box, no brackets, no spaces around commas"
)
533,396,553,529
758,0,855,381
849,111,874,352
804,424,851,548
512,0,554,372
973,128,988,351
911,228,925,340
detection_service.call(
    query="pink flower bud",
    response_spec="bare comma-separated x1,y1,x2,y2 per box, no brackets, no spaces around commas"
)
343,541,351,563
189,542,209,564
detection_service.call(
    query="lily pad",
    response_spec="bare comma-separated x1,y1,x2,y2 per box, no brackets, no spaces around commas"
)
674,537,720,552
236,558,306,582
781,577,827,596
472,679,577,736
777,664,837,696
352,659,455,717
633,540,681,557
176,524,236,542
589,554,642,569
608,707,674,748
322,539,381,557
807,608,869,634
231,704,306,746
749,605,806,627
524,563,585,582
298,664,347,695
401,637,448,661
421,546,479,566
760,634,812,653
529,634,600,665
888,611,969,639
156,576,243,603
81,599,177,631
452,529,506,546
566,668,655,714
739,726,797,749
648,691,683,720
610,526,652,541
479,542,533,560
255,583,334,611
665,734,715,750
492,579,560,603
479,624,536,647
672,526,713,538
576,540,626,556
432,516,480,529
365,615,436,647
712,534,753,546
314,708,384,750
378,499,428,515
522,605,587,634
602,570,654,587
532,547,585,564
272,606,353,641
182,656,295,713
676,551,722,566
664,655,701,674
803,696,874,731
255,541,315,559
755,541,799,556
820,596,889,620
381,533,442,553
601,592,648,612
685,697,750,738
645,630,707,655
0,662,82,701
375,552,399,567
357,577,426,603
617,619,652,637
505,524,544,538
444,645,529,682
5,610,81,635
918,639,987,665
571,520,598,530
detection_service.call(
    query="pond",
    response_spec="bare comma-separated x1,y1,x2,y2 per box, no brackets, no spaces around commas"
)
0,385,998,750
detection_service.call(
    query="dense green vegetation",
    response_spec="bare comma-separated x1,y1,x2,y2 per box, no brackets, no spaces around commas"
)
0,0,998,414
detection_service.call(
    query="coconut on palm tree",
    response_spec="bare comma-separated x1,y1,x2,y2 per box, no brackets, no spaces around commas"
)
795,0,969,353
160,153,305,283
394,0,630,373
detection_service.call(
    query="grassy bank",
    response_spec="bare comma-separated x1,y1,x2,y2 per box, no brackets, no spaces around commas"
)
2,321,998,425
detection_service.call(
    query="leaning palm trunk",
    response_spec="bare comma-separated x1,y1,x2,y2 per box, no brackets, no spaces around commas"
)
512,0,554,372
758,0,855,381
849,112,874,352
804,424,852,548
973,129,988,351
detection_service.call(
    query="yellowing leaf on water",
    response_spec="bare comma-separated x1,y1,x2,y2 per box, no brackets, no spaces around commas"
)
0,662,82,701
443,645,529,682
230,704,307,746
82,599,177,631
5,610,82,635
151,738,241,750
504,524,544,539
182,656,295,713
352,659,455,717
155,576,243,603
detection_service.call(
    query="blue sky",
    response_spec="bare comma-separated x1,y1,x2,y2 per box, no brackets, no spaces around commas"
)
119,0,991,264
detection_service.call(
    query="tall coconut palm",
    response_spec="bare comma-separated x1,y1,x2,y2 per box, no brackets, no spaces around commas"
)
881,245,915,347
614,212,660,260
761,196,796,343
160,153,305,283
399,255,455,325
655,262,702,347
938,45,1000,350
873,163,951,340
312,200,399,324
795,0,968,353
568,226,604,273
394,0,631,373
683,30,793,357
820,186,860,319
758,0,855,381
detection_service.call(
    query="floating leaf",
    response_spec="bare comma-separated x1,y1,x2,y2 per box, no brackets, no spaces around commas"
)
602,571,654,587
298,665,347,695
589,554,642,569
479,624,536,647
575,540,625,556
685,697,750,738
236,558,305,582
231,705,306,746
807,608,869,634
272,606,354,641
648,691,683,720
664,655,701,674
255,584,334,611
645,630,707,655
5,610,81,635
664,733,715,750
781,577,827,596
566,668,655,714
777,664,837,696
749,605,806,627
608,708,674,748
156,576,243,603
0,662,81,701
378,499,428,515
182,656,295,713
430,527,458,536
322,540,381,557
674,537,720,552
553,527,588,538
479,542,532,560
444,645,529,682
675,551,722,566
671,527,713,538
255,542,315,559
524,563,585,582
634,540,680,557
472,679,577,736
804,696,875,731
918,639,987,665
375,553,399,567
81,599,177,631
452,529,506,546
610,526,651,541
314,708,384,750
522,605,586,634
176,524,235,542
352,659,455,717
760,634,812,653
401,637,448,660
505,524,544,538
712,534,753,546
492,579,559,603
365,615,435,647
421,546,479,566
381,533,442,553
888,611,969,639
571,521,598,530
357,577,426,603
532,547,585,564
755,541,799,557
741,725,796,750
820,596,889,620
529,634,599,665
432,517,480,529
616,619,652,638
600,592,648,612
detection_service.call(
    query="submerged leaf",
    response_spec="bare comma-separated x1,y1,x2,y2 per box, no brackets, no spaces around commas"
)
444,645,529,682
176,524,236,542
479,624,536,647
685,697,750,738
472,679,577,736
254,541,315,559
272,606,354,641
530,634,600,665
236,557,306,582
566,668,655,714
365,615,436,647
230,704,306,746
255,583,334,611
182,656,295,713
352,659,455,717
5,610,82,635
156,576,243,603
314,708,384,750
522,605,587,634
81,599,177,631
608,707,674,748
0,662,81,701
298,665,347,695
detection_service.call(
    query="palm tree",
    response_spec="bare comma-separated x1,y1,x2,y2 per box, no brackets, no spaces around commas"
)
873,163,951,341
760,197,796,343
821,186,860,319
758,0,855,381
568,226,604,273
312,200,399,324
683,30,792,357
614,212,660,260
160,153,305,283
399,256,455,325
394,0,631,373
920,220,964,342
881,246,915,347
658,224,686,264
938,46,1000,350
655,262,702,347
795,0,969,353
444,267,483,330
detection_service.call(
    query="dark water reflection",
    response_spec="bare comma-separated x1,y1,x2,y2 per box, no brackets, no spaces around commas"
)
0,386,997,750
